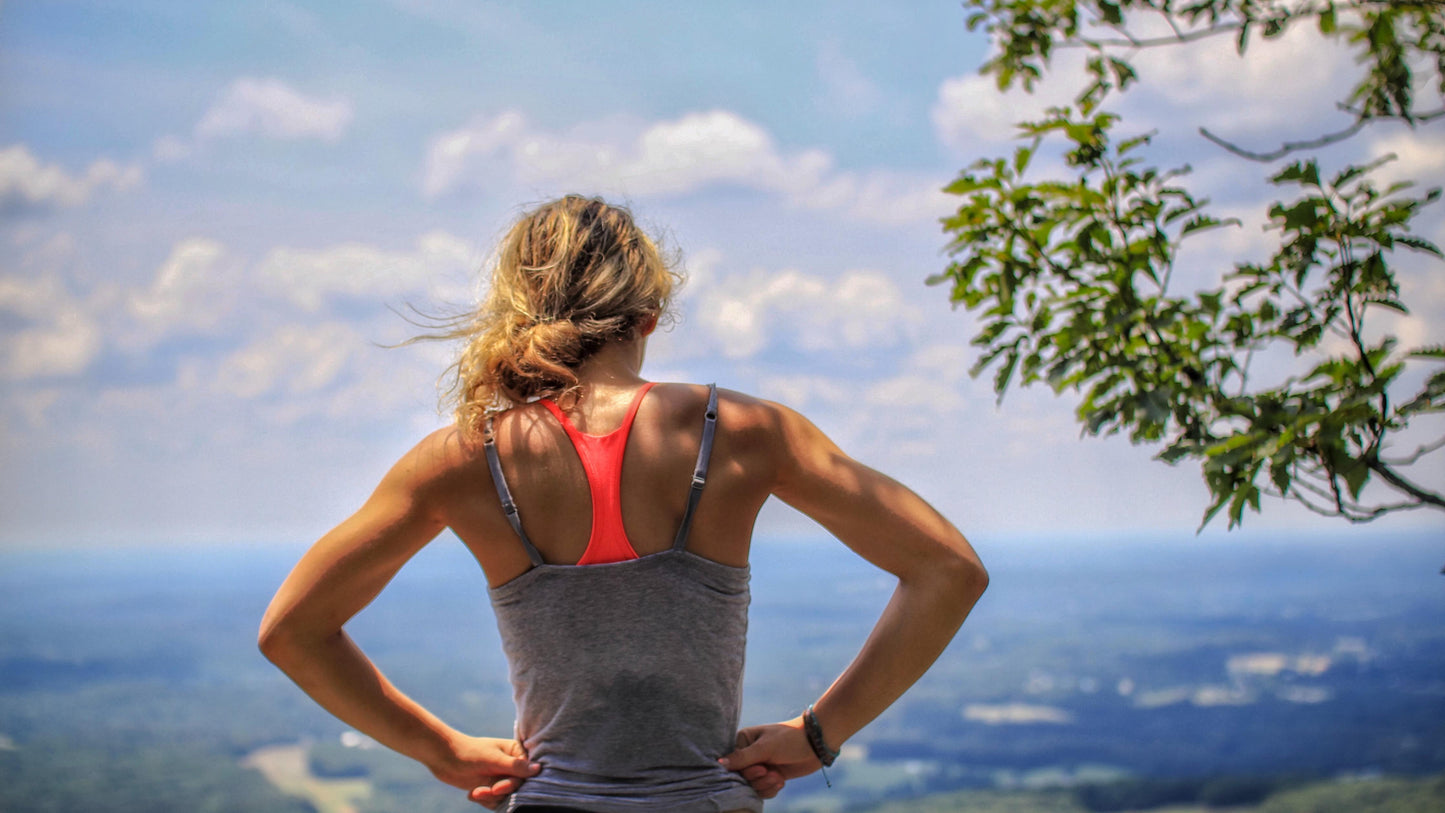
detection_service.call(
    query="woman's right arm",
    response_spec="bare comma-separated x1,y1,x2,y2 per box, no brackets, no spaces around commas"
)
720,403,988,780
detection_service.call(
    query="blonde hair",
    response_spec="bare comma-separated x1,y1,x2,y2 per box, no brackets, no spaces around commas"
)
438,196,678,432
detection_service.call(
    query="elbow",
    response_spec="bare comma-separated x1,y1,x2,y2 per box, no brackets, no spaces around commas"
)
947,546,989,604
257,615,303,668
257,618,286,664
927,535,988,611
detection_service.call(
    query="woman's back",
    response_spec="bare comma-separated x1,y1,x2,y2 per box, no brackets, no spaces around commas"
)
480,381,766,811
456,381,780,587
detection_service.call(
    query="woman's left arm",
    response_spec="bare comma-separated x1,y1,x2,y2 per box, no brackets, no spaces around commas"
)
258,434,538,807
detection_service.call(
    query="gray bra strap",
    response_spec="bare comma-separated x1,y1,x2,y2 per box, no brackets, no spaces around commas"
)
484,417,545,566
672,384,718,551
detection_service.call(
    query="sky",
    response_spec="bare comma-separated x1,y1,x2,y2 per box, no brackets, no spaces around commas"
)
1,0,1442,550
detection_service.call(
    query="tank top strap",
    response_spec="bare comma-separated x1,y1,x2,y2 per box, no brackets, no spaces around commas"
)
672,383,718,552
483,416,545,566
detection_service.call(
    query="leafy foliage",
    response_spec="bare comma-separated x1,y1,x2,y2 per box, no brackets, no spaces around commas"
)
938,0,1445,530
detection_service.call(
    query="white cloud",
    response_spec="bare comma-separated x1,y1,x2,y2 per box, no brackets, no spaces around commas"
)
128,237,241,338
1368,128,1445,190
1126,20,1359,141
755,374,853,412
210,321,360,399
257,229,476,311
0,272,101,380
932,16,1363,157
0,144,143,212
963,703,1074,725
4,308,101,380
932,72,1074,153
0,267,68,319
422,110,950,225
120,231,476,346
194,77,353,142
171,318,439,428
424,109,825,198
863,343,973,415
695,267,916,359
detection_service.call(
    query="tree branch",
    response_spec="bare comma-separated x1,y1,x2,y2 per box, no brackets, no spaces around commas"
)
1269,476,1427,522
1058,23,1242,49
1337,104,1445,123
1278,486,1423,521
1367,458,1445,508
1380,434,1445,465
1199,119,1369,162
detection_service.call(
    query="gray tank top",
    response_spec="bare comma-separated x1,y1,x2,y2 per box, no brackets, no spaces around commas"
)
484,385,762,812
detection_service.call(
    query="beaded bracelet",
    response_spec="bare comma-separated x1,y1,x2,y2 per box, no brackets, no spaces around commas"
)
803,704,841,787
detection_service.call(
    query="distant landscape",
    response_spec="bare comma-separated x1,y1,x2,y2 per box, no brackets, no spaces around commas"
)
1,529,1441,812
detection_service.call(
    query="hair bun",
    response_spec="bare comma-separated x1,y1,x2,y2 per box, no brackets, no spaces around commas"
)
440,196,680,429
520,318,585,367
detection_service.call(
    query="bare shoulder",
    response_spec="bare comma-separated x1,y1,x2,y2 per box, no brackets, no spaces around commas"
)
406,424,485,477
383,425,493,512
717,388,830,453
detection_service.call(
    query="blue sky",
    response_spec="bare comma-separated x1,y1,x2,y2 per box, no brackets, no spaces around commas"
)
2,1,1442,549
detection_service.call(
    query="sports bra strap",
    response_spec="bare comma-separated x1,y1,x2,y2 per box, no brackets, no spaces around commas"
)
484,417,545,566
672,383,718,552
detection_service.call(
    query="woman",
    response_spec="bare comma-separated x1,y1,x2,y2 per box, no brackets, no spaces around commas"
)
259,196,988,811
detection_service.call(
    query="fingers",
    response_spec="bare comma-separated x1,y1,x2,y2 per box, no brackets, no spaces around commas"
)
500,743,542,777
502,757,542,777
718,736,769,770
741,763,785,799
468,777,518,808
734,726,760,748
500,738,527,758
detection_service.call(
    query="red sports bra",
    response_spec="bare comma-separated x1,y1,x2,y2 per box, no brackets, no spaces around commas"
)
539,382,656,565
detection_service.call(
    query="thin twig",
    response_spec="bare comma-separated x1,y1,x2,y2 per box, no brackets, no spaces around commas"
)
1200,119,1369,162
1368,458,1445,508
1056,24,1242,49
1337,103,1445,123
1159,7,1187,40
1270,481,1422,522
1380,434,1445,465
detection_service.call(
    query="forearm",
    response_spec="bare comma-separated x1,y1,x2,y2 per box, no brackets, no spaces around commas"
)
262,628,461,767
811,561,986,748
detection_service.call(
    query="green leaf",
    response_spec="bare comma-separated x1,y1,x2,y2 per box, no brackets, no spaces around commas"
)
1343,460,1369,500
1270,460,1291,495
945,176,988,196
993,347,1022,399
1179,215,1235,236
1399,370,1445,415
1396,235,1444,258
1013,144,1035,175
1272,160,1321,187
1365,297,1409,315
1228,485,1249,526
1197,492,1229,532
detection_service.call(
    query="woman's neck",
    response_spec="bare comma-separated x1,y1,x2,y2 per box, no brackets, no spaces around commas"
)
573,336,649,393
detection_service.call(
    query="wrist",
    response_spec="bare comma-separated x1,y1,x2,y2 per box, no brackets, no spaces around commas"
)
414,724,467,772
803,704,842,767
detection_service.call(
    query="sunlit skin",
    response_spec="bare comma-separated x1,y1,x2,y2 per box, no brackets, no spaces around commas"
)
258,319,988,809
